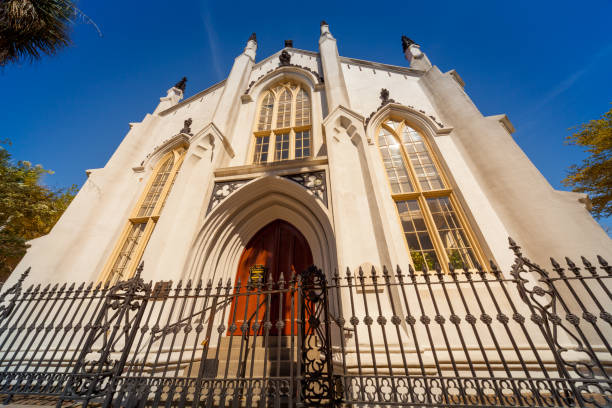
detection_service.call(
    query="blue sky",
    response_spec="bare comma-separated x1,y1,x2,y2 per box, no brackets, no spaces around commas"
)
1,0,611,232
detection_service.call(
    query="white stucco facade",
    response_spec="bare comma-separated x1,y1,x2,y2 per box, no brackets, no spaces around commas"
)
9,23,612,290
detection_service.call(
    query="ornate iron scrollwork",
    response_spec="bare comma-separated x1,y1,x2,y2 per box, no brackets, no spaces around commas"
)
59,264,151,405
0,268,29,320
509,237,611,405
300,266,336,406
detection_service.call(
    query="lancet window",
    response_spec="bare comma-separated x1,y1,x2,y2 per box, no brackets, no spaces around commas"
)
252,81,312,163
100,146,186,284
377,118,483,271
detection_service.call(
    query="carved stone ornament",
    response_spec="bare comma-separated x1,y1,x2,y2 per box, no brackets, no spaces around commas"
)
207,179,251,213
174,77,187,92
401,35,416,52
320,20,328,26
180,118,192,135
248,32,257,43
282,171,327,206
279,50,291,66
380,88,390,104
379,88,395,106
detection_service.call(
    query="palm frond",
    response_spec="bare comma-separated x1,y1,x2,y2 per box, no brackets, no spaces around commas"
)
0,0,95,66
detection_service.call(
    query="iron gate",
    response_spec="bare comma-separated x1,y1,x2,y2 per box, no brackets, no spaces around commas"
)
0,238,610,407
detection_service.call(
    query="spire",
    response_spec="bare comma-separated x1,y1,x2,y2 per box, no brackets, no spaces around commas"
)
320,20,333,38
401,36,416,53
154,77,185,113
244,32,257,59
402,35,431,71
318,19,349,109
174,77,187,92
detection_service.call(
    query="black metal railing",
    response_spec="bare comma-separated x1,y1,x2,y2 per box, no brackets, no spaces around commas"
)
0,238,610,407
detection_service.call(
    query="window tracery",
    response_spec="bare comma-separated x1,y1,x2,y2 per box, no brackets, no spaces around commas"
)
100,146,187,284
377,118,483,271
252,81,312,164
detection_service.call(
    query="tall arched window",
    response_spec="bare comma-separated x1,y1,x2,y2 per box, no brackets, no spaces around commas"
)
377,118,483,271
100,146,187,284
252,81,312,163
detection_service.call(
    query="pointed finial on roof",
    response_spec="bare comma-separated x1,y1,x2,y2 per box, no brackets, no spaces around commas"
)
321,20,328,26
401,35,416,53
174,77,187,92
248,32,257,43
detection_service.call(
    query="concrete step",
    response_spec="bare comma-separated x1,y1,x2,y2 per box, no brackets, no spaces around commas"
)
187,336,300,379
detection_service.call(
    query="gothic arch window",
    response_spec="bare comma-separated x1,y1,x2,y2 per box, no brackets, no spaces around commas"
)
377,118,484,271
252,81,312,163
100,146,187,284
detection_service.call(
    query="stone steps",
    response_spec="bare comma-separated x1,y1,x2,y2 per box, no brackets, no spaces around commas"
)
189,336,299,379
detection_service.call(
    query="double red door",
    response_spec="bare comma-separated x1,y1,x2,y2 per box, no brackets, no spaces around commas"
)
227,220,313,336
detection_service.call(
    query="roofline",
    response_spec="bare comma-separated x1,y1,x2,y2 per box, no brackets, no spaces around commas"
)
159,49,422,115
252,47,320,70
158,79,226,116
339,56,423,76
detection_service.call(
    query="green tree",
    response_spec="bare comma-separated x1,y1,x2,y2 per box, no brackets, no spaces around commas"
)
0,141,77,280
0,0,98,66
563,106,612,220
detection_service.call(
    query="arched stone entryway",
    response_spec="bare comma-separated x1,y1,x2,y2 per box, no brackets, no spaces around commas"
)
184,176,337,285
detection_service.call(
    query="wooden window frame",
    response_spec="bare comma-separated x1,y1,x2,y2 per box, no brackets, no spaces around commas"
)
377,117,486,272
99,147,187,284
250,81,312,164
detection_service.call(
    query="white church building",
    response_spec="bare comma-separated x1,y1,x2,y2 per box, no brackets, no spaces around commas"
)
11,22,611,287
3,22,612,407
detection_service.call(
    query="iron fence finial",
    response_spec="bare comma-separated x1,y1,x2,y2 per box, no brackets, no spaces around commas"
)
596,254,610,270
395,264,404,280
135,261,144,278
550,257,562,272
581,256,597,275
508,236,522,256
19,267,31,283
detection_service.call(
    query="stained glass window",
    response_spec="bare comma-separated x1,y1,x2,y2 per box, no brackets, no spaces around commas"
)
103,147,186,283
377,118,481,271
274,133,290,161
295,130,311,159
253,81,312,163
253,136,270,163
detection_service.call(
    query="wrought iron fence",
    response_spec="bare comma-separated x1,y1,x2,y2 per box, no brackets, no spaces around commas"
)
0,238,610,407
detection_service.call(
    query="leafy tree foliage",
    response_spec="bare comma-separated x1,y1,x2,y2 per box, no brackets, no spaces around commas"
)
563,106,612,220
0,141,77,280
0,0,98,66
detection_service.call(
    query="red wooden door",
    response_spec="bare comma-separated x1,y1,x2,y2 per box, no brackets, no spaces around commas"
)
227,220,313,336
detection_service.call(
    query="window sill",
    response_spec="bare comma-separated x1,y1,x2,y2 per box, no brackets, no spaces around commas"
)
214,157,328,179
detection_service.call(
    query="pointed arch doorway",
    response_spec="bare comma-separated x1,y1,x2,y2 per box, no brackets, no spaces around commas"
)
227,219,313,336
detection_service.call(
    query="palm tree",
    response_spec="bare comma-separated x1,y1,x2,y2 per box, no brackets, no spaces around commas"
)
0,0,97,66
